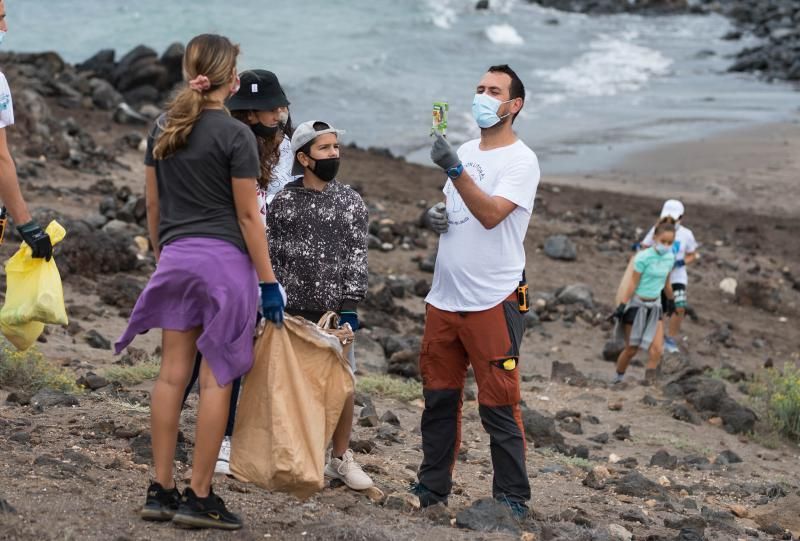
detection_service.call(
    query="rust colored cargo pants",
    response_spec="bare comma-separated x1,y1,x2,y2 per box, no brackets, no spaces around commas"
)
417,292,530,504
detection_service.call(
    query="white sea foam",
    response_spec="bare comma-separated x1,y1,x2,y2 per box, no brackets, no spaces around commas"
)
485,24,524,45
426,0,458,29
536,33,673,97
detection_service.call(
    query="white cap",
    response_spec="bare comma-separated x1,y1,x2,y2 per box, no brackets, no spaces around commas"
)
660,199,685,220
290,120,345,175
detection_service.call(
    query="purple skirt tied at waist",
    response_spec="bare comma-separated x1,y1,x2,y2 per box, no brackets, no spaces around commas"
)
115,237,258,386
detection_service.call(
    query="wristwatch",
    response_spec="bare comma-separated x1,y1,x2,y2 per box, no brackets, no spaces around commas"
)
446,163,464,179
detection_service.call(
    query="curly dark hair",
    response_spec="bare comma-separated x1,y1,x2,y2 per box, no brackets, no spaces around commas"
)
231,110,294,189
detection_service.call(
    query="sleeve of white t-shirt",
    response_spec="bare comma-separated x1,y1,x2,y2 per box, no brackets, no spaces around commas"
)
684,228,698,254
491,151,540,213
0,72,15,128
641,227,655,247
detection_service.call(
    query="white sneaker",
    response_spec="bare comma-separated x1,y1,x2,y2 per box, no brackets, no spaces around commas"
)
215,436,231,475
325,449,373,490
664,337,680,354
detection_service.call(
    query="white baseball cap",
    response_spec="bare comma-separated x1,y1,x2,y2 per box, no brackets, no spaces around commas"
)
290,120,345,175
660,199,685,220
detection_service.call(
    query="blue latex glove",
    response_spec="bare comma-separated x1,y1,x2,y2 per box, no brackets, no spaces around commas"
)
674,259,686,268
339,311,359,332
259,282,285,327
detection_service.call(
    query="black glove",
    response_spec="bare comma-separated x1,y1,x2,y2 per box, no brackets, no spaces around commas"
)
665,298,676,316
17,221,52,261
611,303,626,321
674,259,686,268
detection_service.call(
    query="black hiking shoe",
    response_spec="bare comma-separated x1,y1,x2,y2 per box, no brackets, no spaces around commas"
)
497,497,529,521
140,481,181,521
409,482,448,508
172,487,242,530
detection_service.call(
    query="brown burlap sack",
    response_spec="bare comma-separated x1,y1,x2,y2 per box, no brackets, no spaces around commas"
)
229,315,354,499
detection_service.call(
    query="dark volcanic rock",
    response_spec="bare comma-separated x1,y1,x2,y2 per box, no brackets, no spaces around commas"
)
521,408,565,448
550,361,588,387
612,471,669,500
455,498,521,534
664,370,757,434
58,230,138,276
97,275,145,311
544,234,577,261
671,403,702,425
602,338,625,362
735,279,782,312
387,350,419,379
715,450,743,465
84,330,111,350
588,432,609,444
612,425,631,440
0,497,16,514
556,283,594,308
76,372,109,391
527,0,690,15
650,449,678,470
30,389,79,410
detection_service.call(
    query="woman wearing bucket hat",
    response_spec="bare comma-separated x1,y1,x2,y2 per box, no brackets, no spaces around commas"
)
180,69,295,476
267,120,373,491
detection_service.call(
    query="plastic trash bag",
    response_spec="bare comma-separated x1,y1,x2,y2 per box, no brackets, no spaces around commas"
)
0,221,68,350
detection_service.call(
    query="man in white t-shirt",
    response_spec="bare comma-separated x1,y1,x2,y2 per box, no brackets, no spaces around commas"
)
413,65,540,519
640,199,698,353
0,1,52,259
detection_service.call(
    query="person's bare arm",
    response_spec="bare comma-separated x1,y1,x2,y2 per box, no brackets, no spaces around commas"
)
623,270,642,304
0,127,31,224
144,166,160,262
684,251,698,265
450,171,517,229
232,178,277,283
664,275,674,300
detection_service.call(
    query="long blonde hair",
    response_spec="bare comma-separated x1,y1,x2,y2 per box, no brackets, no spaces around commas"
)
152,34,240,160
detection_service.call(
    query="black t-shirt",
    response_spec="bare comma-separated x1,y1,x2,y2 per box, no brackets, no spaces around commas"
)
144,109,260,252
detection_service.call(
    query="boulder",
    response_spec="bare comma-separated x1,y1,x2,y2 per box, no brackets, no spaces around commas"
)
30,389,79,409
159,42,185,88
387,350,419,379
649,449,678,470
544,234,577,261
90,78,123,110
353,332,386,373
603,338,625,362
611,471,669,500
521,408,565,448
556,283,594,307
455,498,521,534
113,102,149,125
735,279,782,312
77,48,116,80
58,229,138,276
550,361,588,387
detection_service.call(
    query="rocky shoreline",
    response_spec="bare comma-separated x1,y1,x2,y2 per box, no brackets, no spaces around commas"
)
1,42,799,541
521,0,800,84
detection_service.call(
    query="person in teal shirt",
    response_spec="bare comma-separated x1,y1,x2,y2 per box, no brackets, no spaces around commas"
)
612,220,676,385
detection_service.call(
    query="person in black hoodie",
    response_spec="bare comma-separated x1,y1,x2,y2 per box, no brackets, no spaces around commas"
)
267,120,372,491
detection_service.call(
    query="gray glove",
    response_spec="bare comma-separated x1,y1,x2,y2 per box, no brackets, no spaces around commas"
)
425,202,448,234
430,132,461,171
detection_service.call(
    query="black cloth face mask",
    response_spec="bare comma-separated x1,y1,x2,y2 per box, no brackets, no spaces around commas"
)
251,122,281,139
310,157,340,182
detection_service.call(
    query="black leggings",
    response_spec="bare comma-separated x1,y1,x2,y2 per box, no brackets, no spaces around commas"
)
181,352,241,438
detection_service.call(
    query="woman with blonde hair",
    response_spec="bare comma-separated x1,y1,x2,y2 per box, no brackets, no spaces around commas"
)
115,33,284,530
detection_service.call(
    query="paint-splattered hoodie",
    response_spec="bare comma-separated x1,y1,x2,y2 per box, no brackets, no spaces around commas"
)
267,178,368,314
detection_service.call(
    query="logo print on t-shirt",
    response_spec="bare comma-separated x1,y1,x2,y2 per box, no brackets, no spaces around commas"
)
0,94,9,111
446,161,485,226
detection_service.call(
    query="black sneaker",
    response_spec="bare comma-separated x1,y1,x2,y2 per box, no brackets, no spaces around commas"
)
409,482,448,508
497,498,529,521
171,487,242,530
140,481,181,521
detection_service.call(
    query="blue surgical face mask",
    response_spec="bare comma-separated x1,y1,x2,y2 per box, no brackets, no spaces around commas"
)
472,93,512,129
0,32,6,47
654,244,671,255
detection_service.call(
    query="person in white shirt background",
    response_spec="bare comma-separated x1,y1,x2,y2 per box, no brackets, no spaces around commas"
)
640,199,699,354
0,0,51,260
413,64,540,520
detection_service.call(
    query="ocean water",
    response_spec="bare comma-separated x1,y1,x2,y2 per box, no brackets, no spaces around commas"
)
6,0,800,173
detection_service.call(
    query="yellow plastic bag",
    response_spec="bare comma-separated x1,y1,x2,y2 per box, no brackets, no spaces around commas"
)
0,221,68,350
